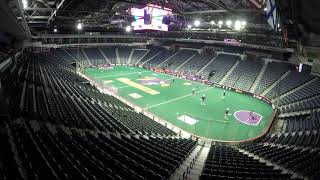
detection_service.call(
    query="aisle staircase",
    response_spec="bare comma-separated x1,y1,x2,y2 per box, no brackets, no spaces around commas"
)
197,56,217,74
219,61,240,84
250,62,268,93
169,142,210,180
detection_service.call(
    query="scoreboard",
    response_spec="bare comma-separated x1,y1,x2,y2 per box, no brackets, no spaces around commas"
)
130,4,172,31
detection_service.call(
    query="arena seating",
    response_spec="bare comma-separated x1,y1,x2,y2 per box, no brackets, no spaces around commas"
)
279,95,320,114
202,54,239,83
0,122,24,180
223,60,263,91
257,131,320,148
239,143,320,179
1,121,195,179
1,55,176,136
1,46,320,179
66,48,86,61
177,54,215,74
138,47,165,65
279,78,320,106
51,49,75,62
281,112,320,132
100,47,117,64
0,46,15,64
130,49,148,64
144,49,175,67
117,47,132,64
200,145,293,180
83,48,106,65
265,71,315,100
254,62,290,94
158,49,197,70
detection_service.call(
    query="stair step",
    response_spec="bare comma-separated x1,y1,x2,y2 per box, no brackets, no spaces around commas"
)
219,60,240,84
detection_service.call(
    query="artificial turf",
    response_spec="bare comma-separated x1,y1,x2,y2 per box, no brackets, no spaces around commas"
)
84,66,274,141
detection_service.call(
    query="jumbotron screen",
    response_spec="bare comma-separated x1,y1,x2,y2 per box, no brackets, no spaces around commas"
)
130,4,172,31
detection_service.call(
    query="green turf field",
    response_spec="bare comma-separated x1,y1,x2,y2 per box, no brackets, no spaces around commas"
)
84,66,274,141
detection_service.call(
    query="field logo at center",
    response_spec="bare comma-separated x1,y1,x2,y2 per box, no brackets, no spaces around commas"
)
117,78,160,95
138,76,170,87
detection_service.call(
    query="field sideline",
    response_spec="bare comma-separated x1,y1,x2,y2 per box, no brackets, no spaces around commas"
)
84,66,274,141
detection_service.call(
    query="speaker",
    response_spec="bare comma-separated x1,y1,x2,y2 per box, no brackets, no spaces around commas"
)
144,10,151,25
162,16,170,25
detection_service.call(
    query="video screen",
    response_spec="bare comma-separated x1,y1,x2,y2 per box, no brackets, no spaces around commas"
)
130,4,172,31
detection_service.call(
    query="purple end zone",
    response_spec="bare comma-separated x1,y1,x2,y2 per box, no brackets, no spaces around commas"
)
234,110,263,126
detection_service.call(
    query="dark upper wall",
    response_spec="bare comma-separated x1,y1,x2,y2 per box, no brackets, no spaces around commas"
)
0,0,27,43
300,0,320,34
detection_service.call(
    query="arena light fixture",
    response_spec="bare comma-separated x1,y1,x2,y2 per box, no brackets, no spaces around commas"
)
187,24,192,29
125,26,131,32
226,20,232,27
218,20,223,28
53,28,58,33
263,7,268,12
241,21,247,26
234,20,242,31
194,20,200,27
76,23,83,30
210,20,215,25
22,0,28,9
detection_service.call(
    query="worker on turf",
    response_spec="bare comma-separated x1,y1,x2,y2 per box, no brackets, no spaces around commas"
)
192,88,196,96
139,72,142,78
222,90,226,99
201,95,206,105
224,108,230,120
170,78,175,86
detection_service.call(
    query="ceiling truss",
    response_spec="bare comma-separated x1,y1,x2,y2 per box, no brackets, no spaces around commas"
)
9,0,268,34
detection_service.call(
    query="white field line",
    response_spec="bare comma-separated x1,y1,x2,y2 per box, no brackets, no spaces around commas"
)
93,70,149,79
116,77,176,90
145,86,214,109
117,85,131,89
158,71,207,87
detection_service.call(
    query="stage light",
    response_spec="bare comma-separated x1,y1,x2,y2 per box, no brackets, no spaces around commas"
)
210,21,215,25
226,20,232,27
53,28,58,33
234,20,241,31
76,23,83,30
218,20,223,28
125,26,131,32
22,0,28,9
194,20,200,27
187,24,192,29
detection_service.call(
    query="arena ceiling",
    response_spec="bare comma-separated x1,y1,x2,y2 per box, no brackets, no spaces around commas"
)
5,0,320,45
8,0,269,33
